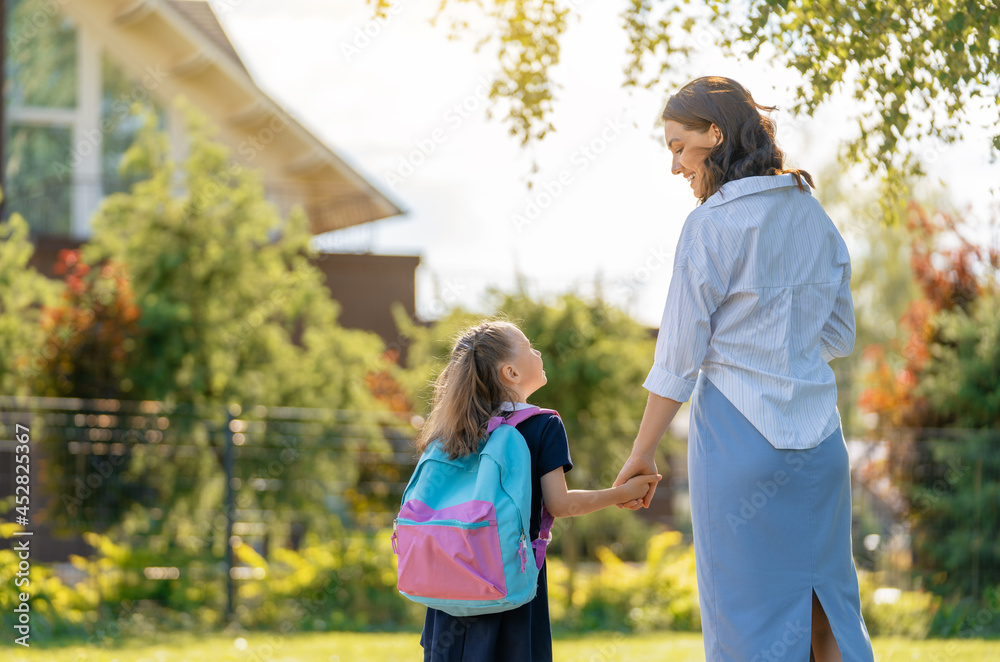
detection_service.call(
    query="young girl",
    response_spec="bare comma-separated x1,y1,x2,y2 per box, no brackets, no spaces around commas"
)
417,320,660,662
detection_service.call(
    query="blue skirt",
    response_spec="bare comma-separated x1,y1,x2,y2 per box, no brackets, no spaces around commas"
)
688,374,874,661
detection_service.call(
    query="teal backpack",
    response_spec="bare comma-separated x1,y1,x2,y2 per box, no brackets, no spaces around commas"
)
391,406,557,617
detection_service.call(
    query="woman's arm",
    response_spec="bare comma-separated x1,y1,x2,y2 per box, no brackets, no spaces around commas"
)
541,466,661,518
631,391,683,459
820,262,855,361
612,391,682,509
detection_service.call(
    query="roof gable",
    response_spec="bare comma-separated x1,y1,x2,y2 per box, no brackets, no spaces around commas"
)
61,0,404,234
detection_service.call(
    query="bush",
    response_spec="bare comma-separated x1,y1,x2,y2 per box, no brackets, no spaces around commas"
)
0,518,422,640
548,530,700,633
0,522,95,640
9,516,979,640
857,573,939,638
925,585,1000,638
238,529,423,631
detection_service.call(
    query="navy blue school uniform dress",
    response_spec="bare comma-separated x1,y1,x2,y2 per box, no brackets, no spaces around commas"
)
420,404,572,662
645,174,875,660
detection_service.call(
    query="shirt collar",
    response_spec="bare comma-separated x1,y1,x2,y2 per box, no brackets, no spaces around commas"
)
500,401,534,411
706,173,808,208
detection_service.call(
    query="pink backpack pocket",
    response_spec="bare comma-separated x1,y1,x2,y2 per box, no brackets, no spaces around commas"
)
394,499,507,601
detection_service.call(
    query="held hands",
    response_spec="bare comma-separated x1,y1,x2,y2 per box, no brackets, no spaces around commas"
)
619,473,662,507
613,452,659,510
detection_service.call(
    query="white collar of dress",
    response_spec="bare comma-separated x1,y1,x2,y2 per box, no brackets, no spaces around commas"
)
499,401,534,412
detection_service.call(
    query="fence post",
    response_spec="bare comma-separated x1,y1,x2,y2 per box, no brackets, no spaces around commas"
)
225,405,239,622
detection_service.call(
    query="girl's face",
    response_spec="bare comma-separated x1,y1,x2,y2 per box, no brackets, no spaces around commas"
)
663,119,723,199
501,327,546,401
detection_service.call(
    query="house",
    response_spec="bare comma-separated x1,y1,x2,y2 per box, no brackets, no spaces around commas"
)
3,0,418,344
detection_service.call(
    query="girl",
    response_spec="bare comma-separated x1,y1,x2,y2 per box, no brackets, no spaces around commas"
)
418,320,660,662
614,76,875,661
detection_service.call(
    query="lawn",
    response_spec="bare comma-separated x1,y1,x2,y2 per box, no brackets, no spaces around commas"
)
4,631,998,661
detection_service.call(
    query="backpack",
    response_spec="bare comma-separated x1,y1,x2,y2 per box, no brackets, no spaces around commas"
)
391,406,558,617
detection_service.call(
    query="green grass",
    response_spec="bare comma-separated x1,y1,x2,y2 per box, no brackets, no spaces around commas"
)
3,631,998,661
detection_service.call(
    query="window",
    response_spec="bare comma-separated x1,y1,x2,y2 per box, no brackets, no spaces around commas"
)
3,1,166,237
101,53,166,196
3,125,73,234
3,0,78,233
5,0,77,108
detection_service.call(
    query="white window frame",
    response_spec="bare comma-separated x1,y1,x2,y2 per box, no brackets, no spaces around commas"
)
6,17,100,239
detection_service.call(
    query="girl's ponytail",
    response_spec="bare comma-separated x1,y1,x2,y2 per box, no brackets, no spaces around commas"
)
416,321,519,459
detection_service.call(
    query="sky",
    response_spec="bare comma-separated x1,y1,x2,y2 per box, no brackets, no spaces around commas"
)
215,0,1000,326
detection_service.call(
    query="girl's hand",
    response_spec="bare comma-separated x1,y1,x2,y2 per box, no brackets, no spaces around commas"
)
620,473,662,505
614,452,659,510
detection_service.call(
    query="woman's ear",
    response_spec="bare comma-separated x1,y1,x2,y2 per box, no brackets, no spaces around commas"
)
711,123,723,146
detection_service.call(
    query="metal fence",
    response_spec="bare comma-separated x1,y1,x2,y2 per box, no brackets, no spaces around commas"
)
1,394,997,617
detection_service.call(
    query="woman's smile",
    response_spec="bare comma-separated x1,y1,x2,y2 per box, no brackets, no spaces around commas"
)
664,119,723,200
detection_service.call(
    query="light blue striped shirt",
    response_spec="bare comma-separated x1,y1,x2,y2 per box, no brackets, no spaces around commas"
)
644,173,855,450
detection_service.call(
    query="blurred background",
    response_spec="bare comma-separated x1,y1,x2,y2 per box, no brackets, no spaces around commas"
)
1,0,998,656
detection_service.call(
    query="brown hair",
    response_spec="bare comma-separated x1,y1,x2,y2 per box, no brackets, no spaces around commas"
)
662,76,814,204
415,320,521,459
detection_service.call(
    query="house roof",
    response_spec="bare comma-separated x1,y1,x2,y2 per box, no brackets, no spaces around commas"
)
165,1,249,76
63,0,404,235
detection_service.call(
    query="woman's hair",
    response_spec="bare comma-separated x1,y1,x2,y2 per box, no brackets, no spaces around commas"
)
415,320,521,459
662,76,814,204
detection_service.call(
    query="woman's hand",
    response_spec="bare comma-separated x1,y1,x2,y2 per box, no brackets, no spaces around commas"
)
620,473,663,504
613,451,658,510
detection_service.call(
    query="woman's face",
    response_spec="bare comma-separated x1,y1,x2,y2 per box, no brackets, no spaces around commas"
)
663,120,723,199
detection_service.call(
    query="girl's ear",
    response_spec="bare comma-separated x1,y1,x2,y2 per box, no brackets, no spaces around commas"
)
500,362,519,384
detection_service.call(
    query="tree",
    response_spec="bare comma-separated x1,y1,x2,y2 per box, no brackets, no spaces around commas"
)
379,1,999,213
82,101,385,412
811,162,927,432
0,191,63,397
914,294,1000,599
31,100,393,545
859,201,1000,601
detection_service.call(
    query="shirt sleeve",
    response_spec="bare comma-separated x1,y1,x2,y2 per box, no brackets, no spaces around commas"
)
820,258,856,362
536,415,573,478
643,263,725,402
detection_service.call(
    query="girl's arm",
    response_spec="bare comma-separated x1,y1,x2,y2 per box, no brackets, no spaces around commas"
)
540,466,661,518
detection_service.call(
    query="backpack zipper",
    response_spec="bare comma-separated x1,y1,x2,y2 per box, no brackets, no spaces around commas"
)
481,453,529,574
396,517,491,529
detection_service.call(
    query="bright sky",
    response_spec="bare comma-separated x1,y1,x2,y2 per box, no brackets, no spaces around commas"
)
217,0,999,326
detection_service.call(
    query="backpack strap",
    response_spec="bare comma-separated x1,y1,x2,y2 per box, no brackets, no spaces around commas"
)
486,406,559,433
532,504,555,570
486,406,561,569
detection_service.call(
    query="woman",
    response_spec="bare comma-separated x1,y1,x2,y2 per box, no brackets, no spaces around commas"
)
613,77,875,662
